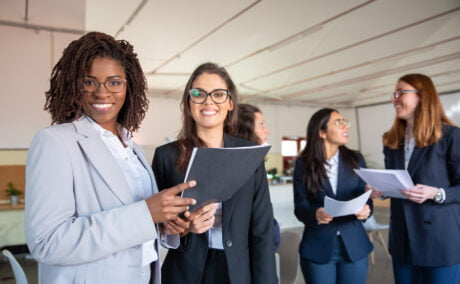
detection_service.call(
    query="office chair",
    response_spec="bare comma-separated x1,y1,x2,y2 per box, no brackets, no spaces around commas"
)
2,249,28,284
277,230,301,284
363,215,391,266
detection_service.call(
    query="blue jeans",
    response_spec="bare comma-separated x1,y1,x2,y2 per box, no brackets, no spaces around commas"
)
393,258,460,284
300,236,368,284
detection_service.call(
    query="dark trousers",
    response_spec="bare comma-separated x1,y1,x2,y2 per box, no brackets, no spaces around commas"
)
393,258,460,284
300,235,368,284
201,249,231,284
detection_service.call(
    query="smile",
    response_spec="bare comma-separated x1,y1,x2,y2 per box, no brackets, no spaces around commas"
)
201,109,218,116
92,103,113,111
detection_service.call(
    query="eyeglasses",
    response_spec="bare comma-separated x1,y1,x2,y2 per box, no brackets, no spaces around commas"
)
392,89,418,99
83,78,127,93
329,119,350,128
188,88,231,104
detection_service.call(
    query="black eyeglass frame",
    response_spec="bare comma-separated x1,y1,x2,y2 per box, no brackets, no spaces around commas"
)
188,88,231,104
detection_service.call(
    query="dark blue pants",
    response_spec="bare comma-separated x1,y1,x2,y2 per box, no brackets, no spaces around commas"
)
300,236,368,284
393,258,460,284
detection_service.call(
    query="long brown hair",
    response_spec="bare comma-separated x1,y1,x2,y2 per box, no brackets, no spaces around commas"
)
383,73,454,149
44,32,148,132
299,108,360,199
176,62,238,170
235,103,262,145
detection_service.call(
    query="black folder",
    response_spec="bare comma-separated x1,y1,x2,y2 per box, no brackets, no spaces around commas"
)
182,145,271,212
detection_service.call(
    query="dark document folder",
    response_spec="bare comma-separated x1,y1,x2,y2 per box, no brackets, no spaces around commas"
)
182,145,271,212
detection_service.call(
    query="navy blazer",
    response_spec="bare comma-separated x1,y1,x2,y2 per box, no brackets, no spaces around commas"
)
151,134,277,284
293,152,373,264
384,125,460,266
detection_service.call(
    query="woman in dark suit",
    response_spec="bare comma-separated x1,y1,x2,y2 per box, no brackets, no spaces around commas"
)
293,108,373,284
235,103,281,250
379,73,460,283
151,62,277,284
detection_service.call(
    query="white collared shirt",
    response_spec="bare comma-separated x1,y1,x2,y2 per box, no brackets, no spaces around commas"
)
404,137,415,169
208,203,223,249
85,116,157,264
325,150,339,195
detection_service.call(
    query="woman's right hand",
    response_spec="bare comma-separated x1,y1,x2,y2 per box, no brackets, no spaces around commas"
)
316,207,333,224
145,180,197,224
185,203,218,234
365,184,384,199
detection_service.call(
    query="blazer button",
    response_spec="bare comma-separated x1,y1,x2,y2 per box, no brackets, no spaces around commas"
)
424,220,431,225
225,240,232,247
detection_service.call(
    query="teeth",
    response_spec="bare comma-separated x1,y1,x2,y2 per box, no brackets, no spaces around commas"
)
93,104,111,109
202,110,217,115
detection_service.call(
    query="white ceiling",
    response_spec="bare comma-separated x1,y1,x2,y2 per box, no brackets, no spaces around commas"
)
2,0,460,107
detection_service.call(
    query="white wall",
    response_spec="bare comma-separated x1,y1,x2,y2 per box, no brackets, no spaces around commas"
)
0,22,82,149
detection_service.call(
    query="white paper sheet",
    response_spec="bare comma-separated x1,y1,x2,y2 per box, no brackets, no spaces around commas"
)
353,168,414,199
324,190,372,217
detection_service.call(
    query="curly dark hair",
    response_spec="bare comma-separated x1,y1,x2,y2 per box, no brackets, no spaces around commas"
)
176,62,238,170
44,31,148,132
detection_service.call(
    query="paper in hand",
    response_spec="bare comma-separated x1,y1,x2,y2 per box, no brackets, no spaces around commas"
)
353,168,413,199
324,190,371,217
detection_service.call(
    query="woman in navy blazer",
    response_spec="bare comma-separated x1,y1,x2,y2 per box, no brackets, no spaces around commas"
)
379,73,460,283
293,108,373,284
151,63,277,284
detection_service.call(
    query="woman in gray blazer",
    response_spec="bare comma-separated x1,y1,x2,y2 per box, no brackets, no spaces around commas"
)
25,32,196,284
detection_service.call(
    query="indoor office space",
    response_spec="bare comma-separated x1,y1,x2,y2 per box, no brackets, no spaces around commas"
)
1,0,460,283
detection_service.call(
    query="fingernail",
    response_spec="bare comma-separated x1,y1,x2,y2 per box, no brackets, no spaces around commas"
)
189,180,196,187
191,199,196,205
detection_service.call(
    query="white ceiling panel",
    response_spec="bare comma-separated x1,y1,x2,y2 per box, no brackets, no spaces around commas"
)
2,0,458,107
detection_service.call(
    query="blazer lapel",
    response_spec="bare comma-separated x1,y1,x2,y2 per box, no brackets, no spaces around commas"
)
407,146,428,176
222,134,238,225
132,143,158,195
323,178,335,198
393,145,406,170
334,158,347,200
74,118,134,205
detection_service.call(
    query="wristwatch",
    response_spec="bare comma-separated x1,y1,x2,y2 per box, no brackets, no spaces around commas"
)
434,188,444,203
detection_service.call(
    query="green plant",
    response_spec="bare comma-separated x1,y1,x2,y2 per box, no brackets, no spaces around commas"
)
6,182,22,196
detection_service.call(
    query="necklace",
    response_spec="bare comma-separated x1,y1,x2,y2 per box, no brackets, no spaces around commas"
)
404,128,413,152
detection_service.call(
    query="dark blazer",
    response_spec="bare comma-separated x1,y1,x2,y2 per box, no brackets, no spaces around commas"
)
293,152,373,264
384,125,460,266
151,134,277,284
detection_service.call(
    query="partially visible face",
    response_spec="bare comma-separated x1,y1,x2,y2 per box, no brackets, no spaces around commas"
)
254,112,270,145
189,73,233,133
82,56,126,134
392,80,420,122
320,111,349,147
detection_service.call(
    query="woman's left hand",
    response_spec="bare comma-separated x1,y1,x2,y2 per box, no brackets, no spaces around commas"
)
162,217,190,235
355,204,371,220
401,184,438,204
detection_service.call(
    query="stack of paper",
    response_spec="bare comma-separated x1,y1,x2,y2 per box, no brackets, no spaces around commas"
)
353,168,414,199
324,191,371,217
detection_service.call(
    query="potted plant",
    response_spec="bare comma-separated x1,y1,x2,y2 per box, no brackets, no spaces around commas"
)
6,182,22,205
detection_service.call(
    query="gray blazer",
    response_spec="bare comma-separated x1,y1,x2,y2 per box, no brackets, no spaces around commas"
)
25,118,163,284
